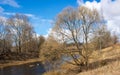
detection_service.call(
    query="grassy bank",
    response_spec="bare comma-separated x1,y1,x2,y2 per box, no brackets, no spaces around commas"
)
77,45,120,75
43,45,120,75
0,58,42,68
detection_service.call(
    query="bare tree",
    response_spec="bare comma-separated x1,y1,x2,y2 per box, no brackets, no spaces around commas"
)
91,25,116,50
111,33,118,45
0,17,13,60
0,18,11,53
0,17,6,54
7,14,34,54
28,35,45,58
52,6,101,68
0,14,44,60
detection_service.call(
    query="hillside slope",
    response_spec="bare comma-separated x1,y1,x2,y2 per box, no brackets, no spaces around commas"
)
77,45,120,75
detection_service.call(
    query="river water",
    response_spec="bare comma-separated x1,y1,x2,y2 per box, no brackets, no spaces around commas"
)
0,62,46,75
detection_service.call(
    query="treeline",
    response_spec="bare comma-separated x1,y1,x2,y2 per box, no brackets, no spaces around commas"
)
0,14,45,60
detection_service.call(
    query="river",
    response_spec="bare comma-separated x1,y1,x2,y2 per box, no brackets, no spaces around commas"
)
0,62,46,75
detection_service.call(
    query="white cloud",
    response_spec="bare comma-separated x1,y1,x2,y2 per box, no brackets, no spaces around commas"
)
24,13,39,19
2,12,39,20
1,11,53,38
84,1,101,12
3,12,15,15
40,19,53,23
0,0,20,8
3,12,53,23
43,28,52,38
0,16,7,23
101,0,120,36
77,0,120,37
77,0,84,6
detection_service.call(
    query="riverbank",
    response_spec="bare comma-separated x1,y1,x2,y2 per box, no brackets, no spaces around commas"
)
43,45,120,75
0,58,42,68
77,45,120,75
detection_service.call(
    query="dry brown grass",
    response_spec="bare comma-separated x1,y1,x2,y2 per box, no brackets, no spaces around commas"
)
60,63,80,75
42,44,120,75
0,58,42,68
43,70,66,75
77,44,120,75
51,45,120,75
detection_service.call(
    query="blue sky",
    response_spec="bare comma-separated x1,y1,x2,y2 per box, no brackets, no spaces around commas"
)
0,0,116,37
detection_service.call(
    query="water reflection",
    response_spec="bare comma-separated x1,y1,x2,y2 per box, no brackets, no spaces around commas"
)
0,62,46,75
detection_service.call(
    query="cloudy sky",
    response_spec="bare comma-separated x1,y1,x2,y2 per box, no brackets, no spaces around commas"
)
0,0,120,37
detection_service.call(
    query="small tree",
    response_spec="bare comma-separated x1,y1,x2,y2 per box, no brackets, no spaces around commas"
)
40,35,62,70
112,33,118,44
91,25,118,50
38,36,45,50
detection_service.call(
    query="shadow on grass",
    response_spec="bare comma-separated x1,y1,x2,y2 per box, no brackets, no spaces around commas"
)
73,56,120,73
87,56,120,71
